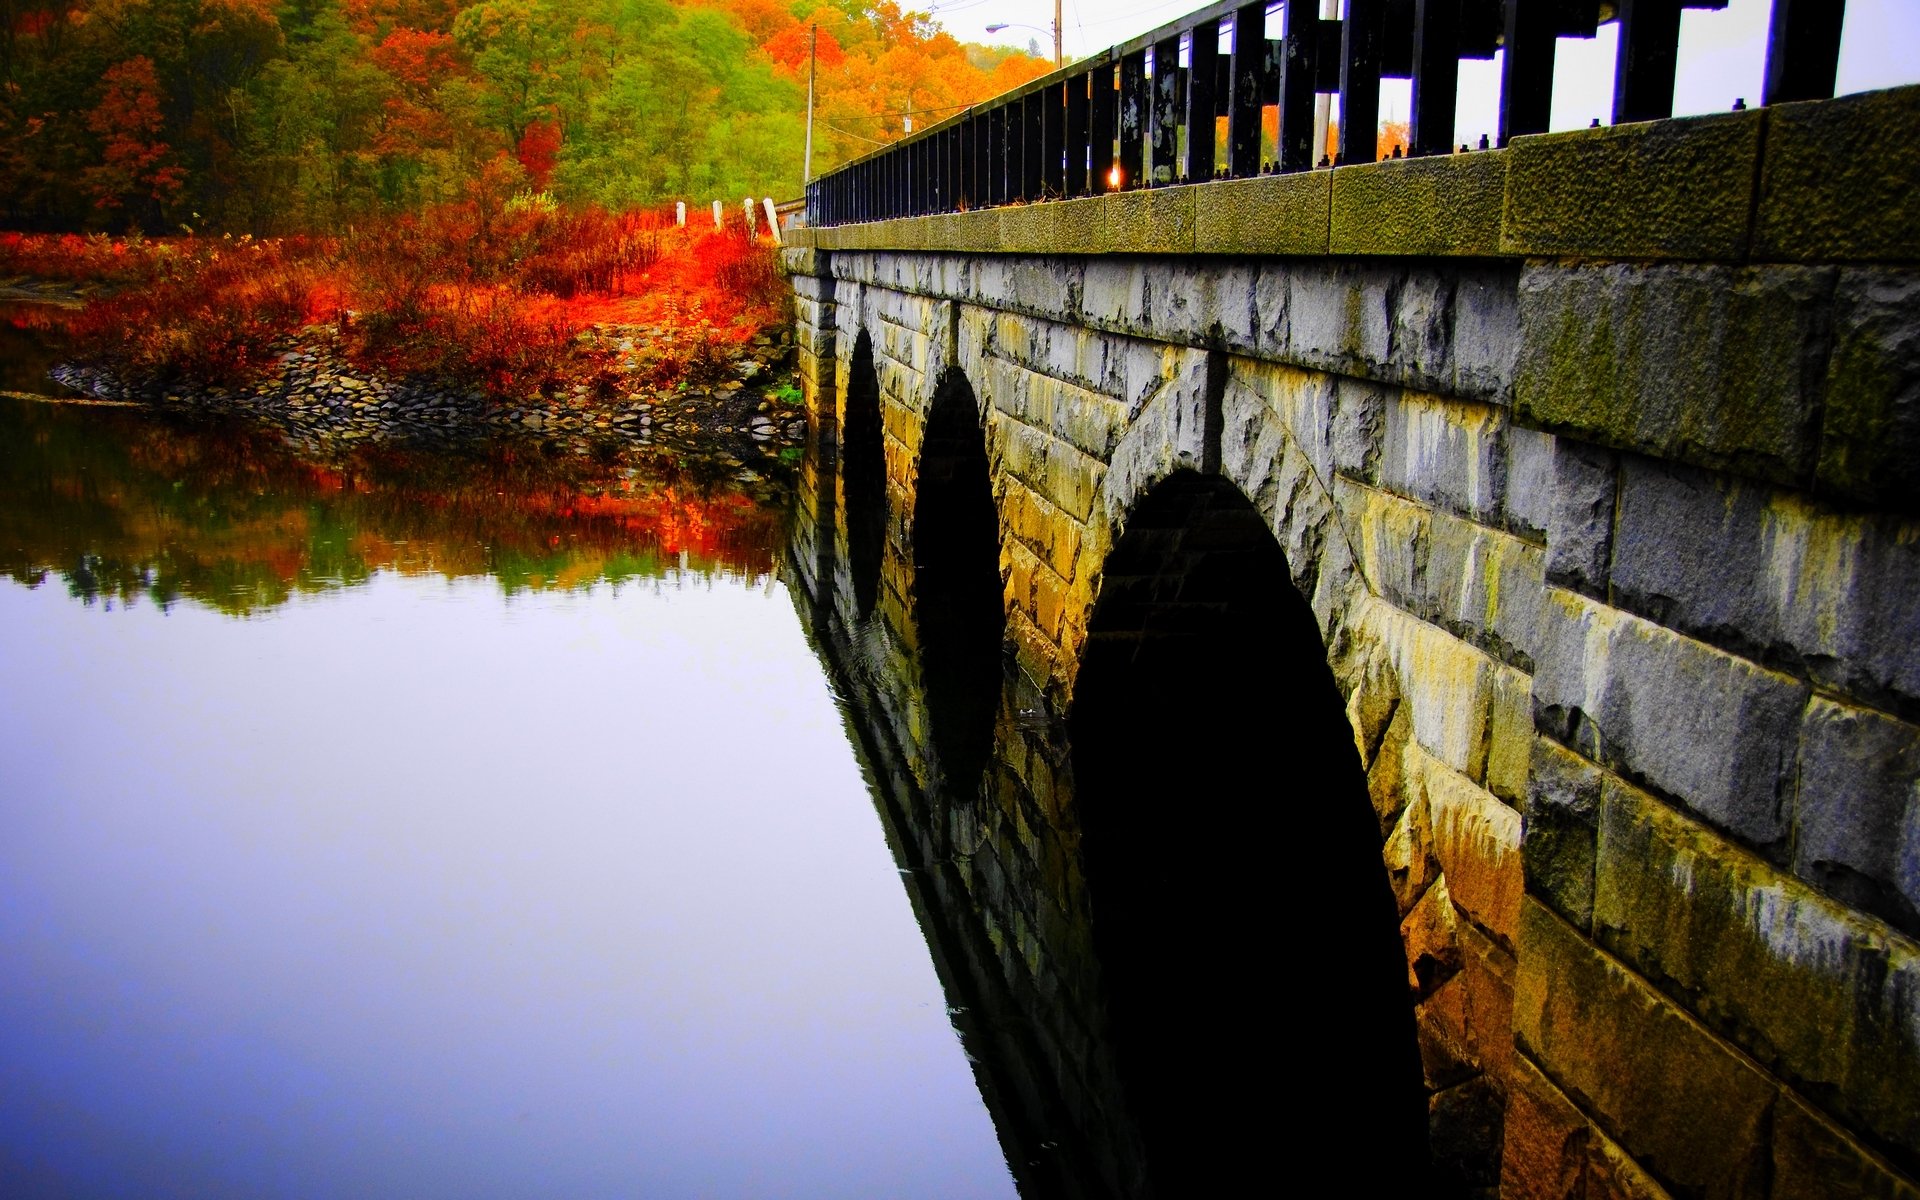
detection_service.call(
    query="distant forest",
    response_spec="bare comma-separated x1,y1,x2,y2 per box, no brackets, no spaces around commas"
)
0,0,1053,232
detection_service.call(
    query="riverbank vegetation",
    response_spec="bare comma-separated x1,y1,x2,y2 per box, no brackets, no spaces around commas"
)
0,0,1049,235
2,184,785,398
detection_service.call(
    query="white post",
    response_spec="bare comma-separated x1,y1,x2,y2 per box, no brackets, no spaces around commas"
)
763,198,781,244
675,201,686,226
712,199,723,229
744,197,756,235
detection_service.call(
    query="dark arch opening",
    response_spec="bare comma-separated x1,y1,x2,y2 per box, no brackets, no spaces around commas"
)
911,368,1005,794
842,330,886,619
1069,470,1429,1192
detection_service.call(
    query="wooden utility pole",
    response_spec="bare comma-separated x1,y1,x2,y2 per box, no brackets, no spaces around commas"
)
804,24,817,185
1054,0,1062,67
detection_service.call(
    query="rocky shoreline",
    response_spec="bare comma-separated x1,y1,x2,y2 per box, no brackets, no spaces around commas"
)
44,320,809,465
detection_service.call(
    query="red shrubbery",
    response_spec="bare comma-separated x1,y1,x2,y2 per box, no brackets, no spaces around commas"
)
2,188,790,398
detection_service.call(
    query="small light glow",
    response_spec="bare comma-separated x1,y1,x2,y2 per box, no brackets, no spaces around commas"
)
1107,165,1121,189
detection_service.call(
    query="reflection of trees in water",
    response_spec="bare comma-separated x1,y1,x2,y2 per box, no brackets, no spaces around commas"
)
0,398,795,615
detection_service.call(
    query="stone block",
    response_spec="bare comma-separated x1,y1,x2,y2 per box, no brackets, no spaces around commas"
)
1453,264,1523,404
778,246,831,277
1485,666,1533,807
1336,478,1431,622
1379,391,1507,523
1194,171,1330,256
1078,259,1147,331
1403,872,1463,996
1424,510,1546,671
1356,595,1496,780
1429,1075,1508,1193
1417,914,1519,1085
1330,376,1389,483
1525,736,1602,930
1772,1092,1920,1200
1513,898,1775,1200
1386,788,1442,917
1332,149,1508,257
1504,426,1556,543
1514,262,1833,489
1608,456,1920,716
1755,84,1920,263
1499,1053,1590,1200
1048,187,1196,255
1501,109,1762,260
1142,260,1258,353
1586,1134,1675,1200
1411,743,1524,946
1533,587,1807,856
1817,268,1920,510
1368,703,1414,839
1592,776,1920,1161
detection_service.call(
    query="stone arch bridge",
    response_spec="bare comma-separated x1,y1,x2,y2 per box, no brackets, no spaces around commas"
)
780,68,1920,1200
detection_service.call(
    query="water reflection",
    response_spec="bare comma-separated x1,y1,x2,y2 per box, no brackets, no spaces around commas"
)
0,390,794,615
0,375,1018,1195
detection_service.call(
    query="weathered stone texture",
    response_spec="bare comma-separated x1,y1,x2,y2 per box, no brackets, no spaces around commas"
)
1755,84,1920,264
1609,456,1920,717
1515,899,1775,1200
1500,109,1762,260
1515,263,1834,489
1534,588,1808,856
1524,736,1603,931
1541,437,1615,598
1594,776,1920,1161
1773,1093,1920,1200
1818,268,1920,509
1794,700,1920,936
1331,150,1507,258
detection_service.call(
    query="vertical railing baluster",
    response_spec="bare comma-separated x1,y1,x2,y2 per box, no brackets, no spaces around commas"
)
1186,21,1220,181
1024,91,1046,199
1764,0,1847,105
1499,0,1556,145
1091,59,1120,189
1152,36,1183,185
1044,83,1067,198
1228,3,1266,177
988,106,1005,205
1339,0,1384,164
1614,0,1684,124
1067,70,1092,195
1411,0,1462,155
1278,1,1321,171
1120,49,1148,188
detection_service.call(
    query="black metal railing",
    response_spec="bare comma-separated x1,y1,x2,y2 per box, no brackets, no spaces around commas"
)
805,0,1848,227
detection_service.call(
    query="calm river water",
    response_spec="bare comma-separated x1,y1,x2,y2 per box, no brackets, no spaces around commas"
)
0,316,1017,1197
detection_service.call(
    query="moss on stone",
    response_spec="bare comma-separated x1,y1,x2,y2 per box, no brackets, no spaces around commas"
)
1331,151,1508,257
1756,84,1920,264
1195,172,1331,255
1501,109,1762,261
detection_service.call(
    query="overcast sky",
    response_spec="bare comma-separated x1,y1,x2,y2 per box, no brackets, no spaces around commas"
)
937,0,1920,145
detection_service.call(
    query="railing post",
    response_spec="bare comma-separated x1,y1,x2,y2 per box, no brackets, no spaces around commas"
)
1411,0,1462,155
1614,0,1684,124
1764,0,1847,105
1186,21,1220,180
1091,59,1119,189
987,105,1006,205
1043,82,1067,199
1499,0,1557,146
1338,0,1384,165
1024,90,1046,199
1120,49,1148,188
1067,71,1091,195
1278,2,1321,171
1228,3,1266,177
1151,36,1183,185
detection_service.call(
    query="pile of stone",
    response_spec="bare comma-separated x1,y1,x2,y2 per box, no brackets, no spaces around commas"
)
49,323,808,464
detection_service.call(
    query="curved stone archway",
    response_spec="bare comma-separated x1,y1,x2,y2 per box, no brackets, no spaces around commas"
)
911,366,1006,793
1070,468,1429,1192
841,328,886,619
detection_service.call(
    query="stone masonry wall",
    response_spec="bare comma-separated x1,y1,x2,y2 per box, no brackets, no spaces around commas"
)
782,85,1920,1199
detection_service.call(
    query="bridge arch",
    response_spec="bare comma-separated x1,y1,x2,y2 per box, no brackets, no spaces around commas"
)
911,366,1005,792
1069,468,1428,1189
841,328,886,619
